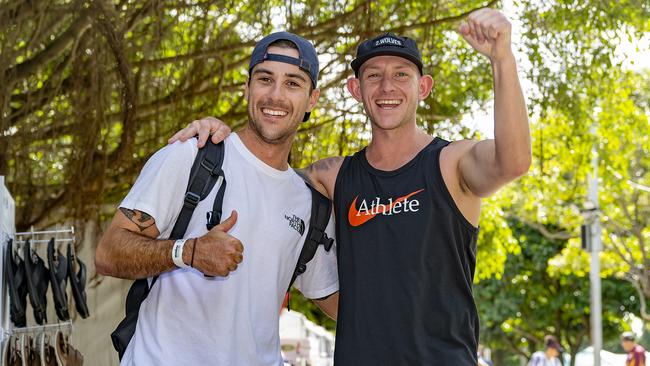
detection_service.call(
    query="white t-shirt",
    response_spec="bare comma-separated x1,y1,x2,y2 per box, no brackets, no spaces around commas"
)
528,352,562,366
119,133,339,366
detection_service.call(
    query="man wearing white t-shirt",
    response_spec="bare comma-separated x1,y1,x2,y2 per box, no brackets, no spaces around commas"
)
95,32,339,366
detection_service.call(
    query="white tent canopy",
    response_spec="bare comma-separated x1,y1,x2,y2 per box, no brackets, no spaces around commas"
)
571,346,639,366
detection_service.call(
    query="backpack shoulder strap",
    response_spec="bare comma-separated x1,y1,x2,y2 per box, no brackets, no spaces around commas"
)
287,183,333,292
170,139,226,238
114,138,226,359
150,139,226,287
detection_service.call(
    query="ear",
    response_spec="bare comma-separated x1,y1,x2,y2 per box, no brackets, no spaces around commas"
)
244,79,250,100
418,74,434,101
306,88,320,112
346,77,363,102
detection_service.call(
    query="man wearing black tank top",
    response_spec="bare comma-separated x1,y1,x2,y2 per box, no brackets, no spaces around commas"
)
173,8,531,366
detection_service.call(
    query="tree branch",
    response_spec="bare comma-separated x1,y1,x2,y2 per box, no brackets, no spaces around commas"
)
92,0,138,164
510,216,577,240
628,277,650,322
133,40,257,69
384,0,499,34
615,195,648,266
608,232,637,269
502,333,532,359
5,10,92,84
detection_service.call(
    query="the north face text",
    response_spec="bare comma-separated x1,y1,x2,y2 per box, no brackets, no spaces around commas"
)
285,214,306,235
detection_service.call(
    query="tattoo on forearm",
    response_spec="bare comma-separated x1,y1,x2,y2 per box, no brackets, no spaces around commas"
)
120,208,156,232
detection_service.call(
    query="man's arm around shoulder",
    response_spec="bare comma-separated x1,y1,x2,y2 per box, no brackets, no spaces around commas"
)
297,157,345,200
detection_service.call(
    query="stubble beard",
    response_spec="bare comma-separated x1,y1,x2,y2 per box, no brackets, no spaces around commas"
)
247,105,299,145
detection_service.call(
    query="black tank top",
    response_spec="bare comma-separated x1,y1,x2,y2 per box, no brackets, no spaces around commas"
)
333,137,480,365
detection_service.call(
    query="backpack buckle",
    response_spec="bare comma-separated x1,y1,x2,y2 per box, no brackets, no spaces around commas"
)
296,263,307,275
308,228,334,252
323,235,334,252
206,211,221,230
201,160,223,177
184,192,200,209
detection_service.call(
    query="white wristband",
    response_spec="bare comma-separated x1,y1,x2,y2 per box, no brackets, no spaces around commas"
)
172,239,189,269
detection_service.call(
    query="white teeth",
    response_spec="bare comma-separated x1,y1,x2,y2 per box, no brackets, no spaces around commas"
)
376,99,401,105
262,108,288,116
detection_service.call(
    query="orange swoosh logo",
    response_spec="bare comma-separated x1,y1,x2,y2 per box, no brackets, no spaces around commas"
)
348,189,424,227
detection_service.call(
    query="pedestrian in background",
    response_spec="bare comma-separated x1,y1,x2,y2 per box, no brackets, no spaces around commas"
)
621,332,646,366
528,335,563,366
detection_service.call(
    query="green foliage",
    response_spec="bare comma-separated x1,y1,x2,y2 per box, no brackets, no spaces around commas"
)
476,194,520,281
510,68,649,310
288,288,336,331
476,222,639,364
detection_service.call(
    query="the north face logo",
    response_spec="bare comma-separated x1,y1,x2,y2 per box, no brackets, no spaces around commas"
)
285,214,305,235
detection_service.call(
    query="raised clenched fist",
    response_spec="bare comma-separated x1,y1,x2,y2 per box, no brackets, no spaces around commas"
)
459,8,513,63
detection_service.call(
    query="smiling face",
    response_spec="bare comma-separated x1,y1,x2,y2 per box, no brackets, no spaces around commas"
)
347,55,433,132
245,45,319,144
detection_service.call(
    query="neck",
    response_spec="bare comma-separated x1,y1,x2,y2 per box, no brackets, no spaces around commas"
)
365,121,433,171
544,350,555,359
237,128,293,170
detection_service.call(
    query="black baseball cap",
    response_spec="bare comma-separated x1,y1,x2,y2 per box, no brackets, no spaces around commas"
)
249,32,319,122
351,33,423,77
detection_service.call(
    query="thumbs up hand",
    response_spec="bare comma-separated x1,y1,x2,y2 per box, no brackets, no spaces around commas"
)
189,210,244,277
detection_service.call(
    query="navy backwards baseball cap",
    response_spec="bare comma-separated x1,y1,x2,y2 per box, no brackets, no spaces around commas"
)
249,32,319,122
351,33,423,77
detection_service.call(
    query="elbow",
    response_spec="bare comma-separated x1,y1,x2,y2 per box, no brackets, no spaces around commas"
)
513,155,532,177
94,250,110,276
501,153,532,179
94,238,115,276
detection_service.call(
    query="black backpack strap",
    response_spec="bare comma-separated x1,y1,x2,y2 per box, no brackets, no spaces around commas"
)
170,139,226,237
112,138,226,360
287,183,334,293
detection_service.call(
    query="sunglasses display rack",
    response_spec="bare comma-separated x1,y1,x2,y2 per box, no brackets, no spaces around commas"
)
1,178,87,365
